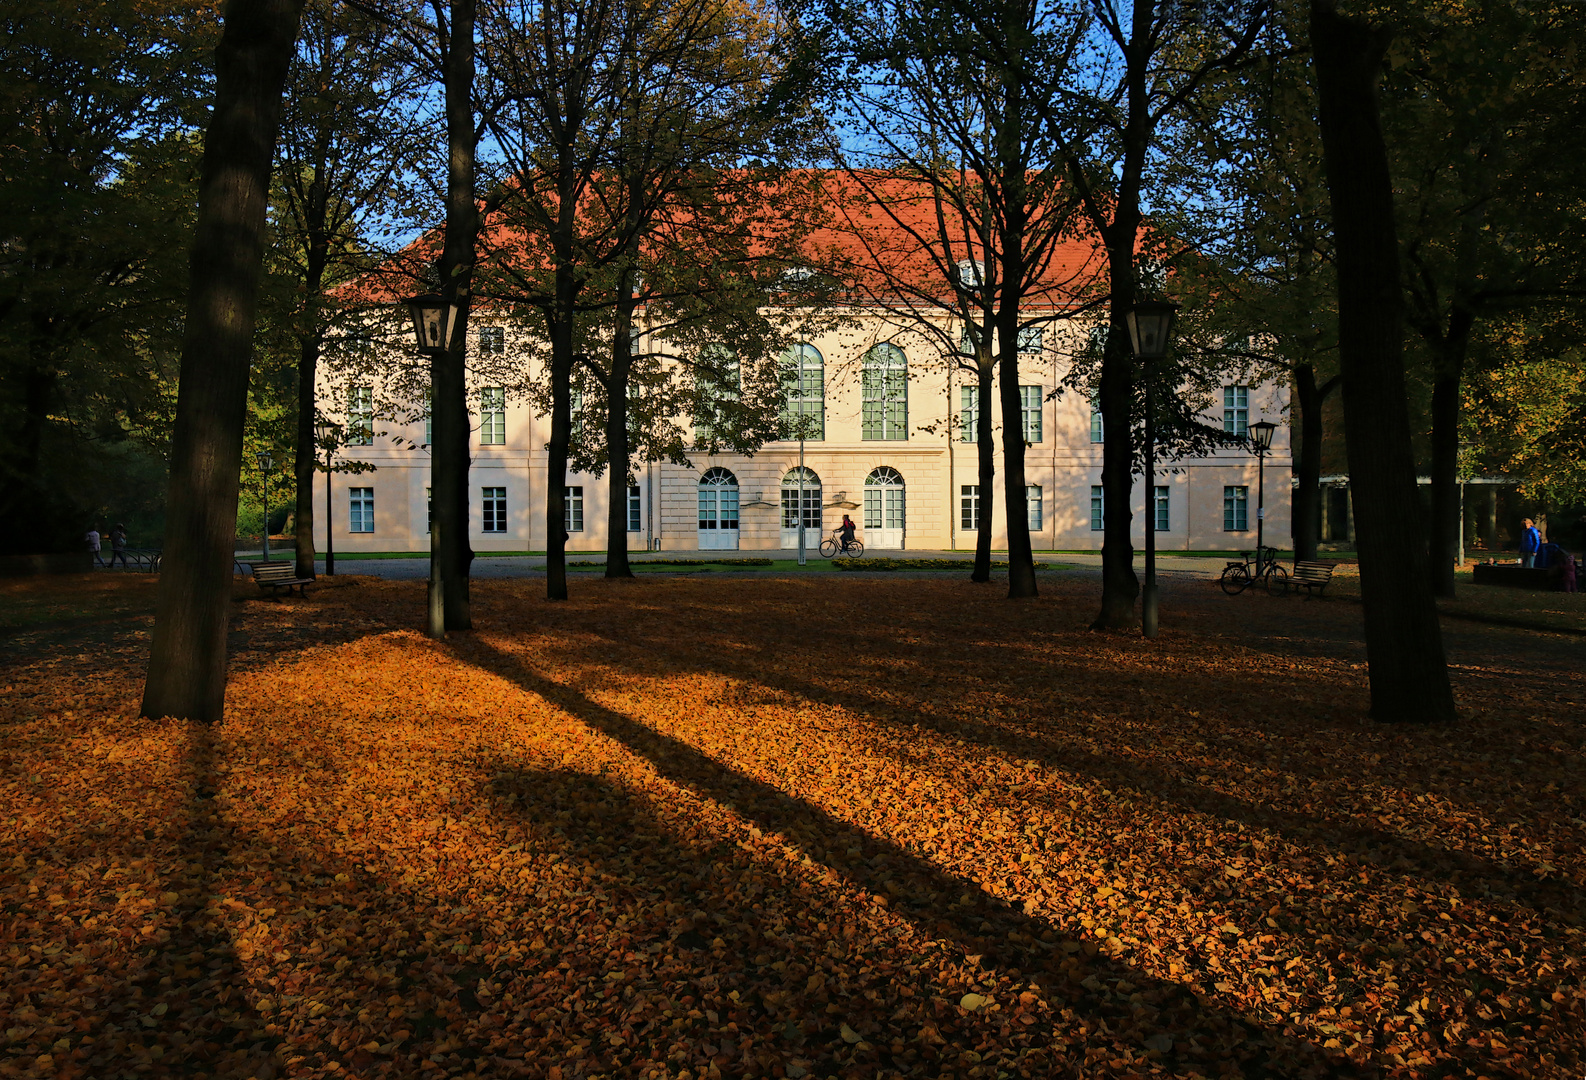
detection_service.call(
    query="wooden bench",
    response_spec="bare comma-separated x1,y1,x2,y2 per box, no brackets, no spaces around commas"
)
1289,560,1337,598
249,561,314,596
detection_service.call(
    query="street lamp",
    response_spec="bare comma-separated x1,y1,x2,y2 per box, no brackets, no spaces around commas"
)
1124,299,1179,639
256,451,274,562
1250,419,1277,577
405,292,460,640
314,419,341,576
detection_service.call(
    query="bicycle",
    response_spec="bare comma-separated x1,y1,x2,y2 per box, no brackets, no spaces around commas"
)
1219,546,1288,595
819,530,865,559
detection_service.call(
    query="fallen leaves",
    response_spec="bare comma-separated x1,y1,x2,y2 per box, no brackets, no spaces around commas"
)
0,573,1582,1079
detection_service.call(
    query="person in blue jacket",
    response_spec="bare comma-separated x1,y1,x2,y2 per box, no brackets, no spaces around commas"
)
1518,518,1541,567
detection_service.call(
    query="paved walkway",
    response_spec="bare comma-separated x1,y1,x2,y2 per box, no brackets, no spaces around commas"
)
239,550,1237,582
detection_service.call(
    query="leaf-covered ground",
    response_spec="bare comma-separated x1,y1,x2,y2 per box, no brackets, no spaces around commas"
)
2,573,1582,1079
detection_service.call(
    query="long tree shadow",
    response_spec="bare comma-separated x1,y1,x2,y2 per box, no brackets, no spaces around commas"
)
537,583,1585,920
458,634,1361,1079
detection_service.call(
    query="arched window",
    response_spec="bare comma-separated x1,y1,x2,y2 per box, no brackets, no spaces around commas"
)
698,468,739,532
780,344,824,440
864,467,906,549
861,344,907,441
781,467,821,533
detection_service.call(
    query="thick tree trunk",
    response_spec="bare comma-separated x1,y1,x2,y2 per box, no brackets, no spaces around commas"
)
1092,289,1139,630
997,319,1037,599
1291,365,1337,562
434,0,476,631
972,356,994,583
141,0,307,722
605,287,637,579
1310,0,1455,723
0,361,63,555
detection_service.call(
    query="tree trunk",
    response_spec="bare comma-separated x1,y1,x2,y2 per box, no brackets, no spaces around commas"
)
606,282,637,579
1426,311,1472,598
1291,365,1337,562
434,0,476,631
293,328,320,578
972,355,994,583
997,316,1037,599
1092,297,1138,630
141,0,307,723
1309,0,1455,723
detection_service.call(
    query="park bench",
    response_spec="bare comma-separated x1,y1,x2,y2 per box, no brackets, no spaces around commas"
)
249,561,314,597
1289,560,1337,598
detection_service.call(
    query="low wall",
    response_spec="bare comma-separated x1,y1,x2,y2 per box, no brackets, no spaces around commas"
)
1472,563,1560,591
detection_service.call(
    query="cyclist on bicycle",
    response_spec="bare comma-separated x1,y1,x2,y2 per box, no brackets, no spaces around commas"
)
838,514,857,552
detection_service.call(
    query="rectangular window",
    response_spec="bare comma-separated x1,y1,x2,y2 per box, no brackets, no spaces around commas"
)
1089,392,1104,443
781,485,821,531
1027,485,1043,531
570,389,585,445
1223,385,1249,437
960,386,979,443
861,345,907,440
425,487,432,530
1017,326,1043,354
349,386,374,446
480,387,506,445
1090,485,1104,531
693,349,739,443
1154,485,1169,532
1020,385,1043,444
628,485,642,532
482,486,506,533
565,486,584,532
961,484,979,531
350,487,374,533
478,325,505,354
780,345,824,440
1224,485,1249,531
865,487,905,529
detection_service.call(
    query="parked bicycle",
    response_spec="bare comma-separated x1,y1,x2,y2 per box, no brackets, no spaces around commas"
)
819,529,865,559
1219,546,1288,595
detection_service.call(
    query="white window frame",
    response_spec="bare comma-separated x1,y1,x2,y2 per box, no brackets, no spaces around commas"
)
478,325,505,354
565,486,584,532
1224,485,1249,531
482,486,506,533
780,344,824,440
1224,385,1249,437
1154,485,1170,532
350,487,374,533
1089,392,1104,444
960,386,979,443
1090,485,1104,531
861,344,908,441
627,484,642,533
1027,484,1043,531
480,387,506,445
349,386,374,446
864,466,905,529
1020,385,1042,444
961,484,979,531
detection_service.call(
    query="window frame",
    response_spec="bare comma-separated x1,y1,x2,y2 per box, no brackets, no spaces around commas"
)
349,487,374,533
1154,485,1169,532
960,484,980,531
348,386,374,446
627,484,642,533
960,385,979,443
1223,385,1249,437
565,486,584,533
479,386,506,445
478,325,505,354
1020,385,1043,444
482,486,507,533
1223,485,1249,532
1090,485,1104,531
780,467,822,531
861,344,908,441
1027,484,1043,531
779,344,824,441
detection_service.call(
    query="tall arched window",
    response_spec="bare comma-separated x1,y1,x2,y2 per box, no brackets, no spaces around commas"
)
861,344,907,440
780,343,824,440
781,467,821,546
864,466,906,549
697,467,740,550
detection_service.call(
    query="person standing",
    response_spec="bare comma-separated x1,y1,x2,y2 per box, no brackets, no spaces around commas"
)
107,523,129,569
86,525,104,567
1518,518,1541,568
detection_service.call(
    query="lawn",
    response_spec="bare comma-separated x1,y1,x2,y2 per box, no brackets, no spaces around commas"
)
1,573,1582,1079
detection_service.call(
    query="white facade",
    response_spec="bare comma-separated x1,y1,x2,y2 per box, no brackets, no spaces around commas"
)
312,314,1291,555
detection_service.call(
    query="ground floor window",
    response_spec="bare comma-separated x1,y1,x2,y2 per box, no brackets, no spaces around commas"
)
698,468,739,530
864,467,905,530
349,488,374,533
566,486,584,532
1090,485,1104,531
960,485,979,531
1027,485,1042,531
628,485,642,532
1154,485,1169,532
1224,485,1248,531
483,487,506,533
781,468,821,531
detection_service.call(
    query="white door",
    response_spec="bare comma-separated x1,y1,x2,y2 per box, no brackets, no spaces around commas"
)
781,468,821,549
864,467,905,550
698,468,740,550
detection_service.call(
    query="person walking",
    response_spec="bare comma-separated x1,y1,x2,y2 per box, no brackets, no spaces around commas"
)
107,523,129,569
1518,518,1541,568
86,525,104,568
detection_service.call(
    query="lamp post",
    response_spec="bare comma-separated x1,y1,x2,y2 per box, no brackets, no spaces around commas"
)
404,292,462,640
256,450,273,562
1124,300,1178,639
314,420,341,576
1250,419,1277,576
